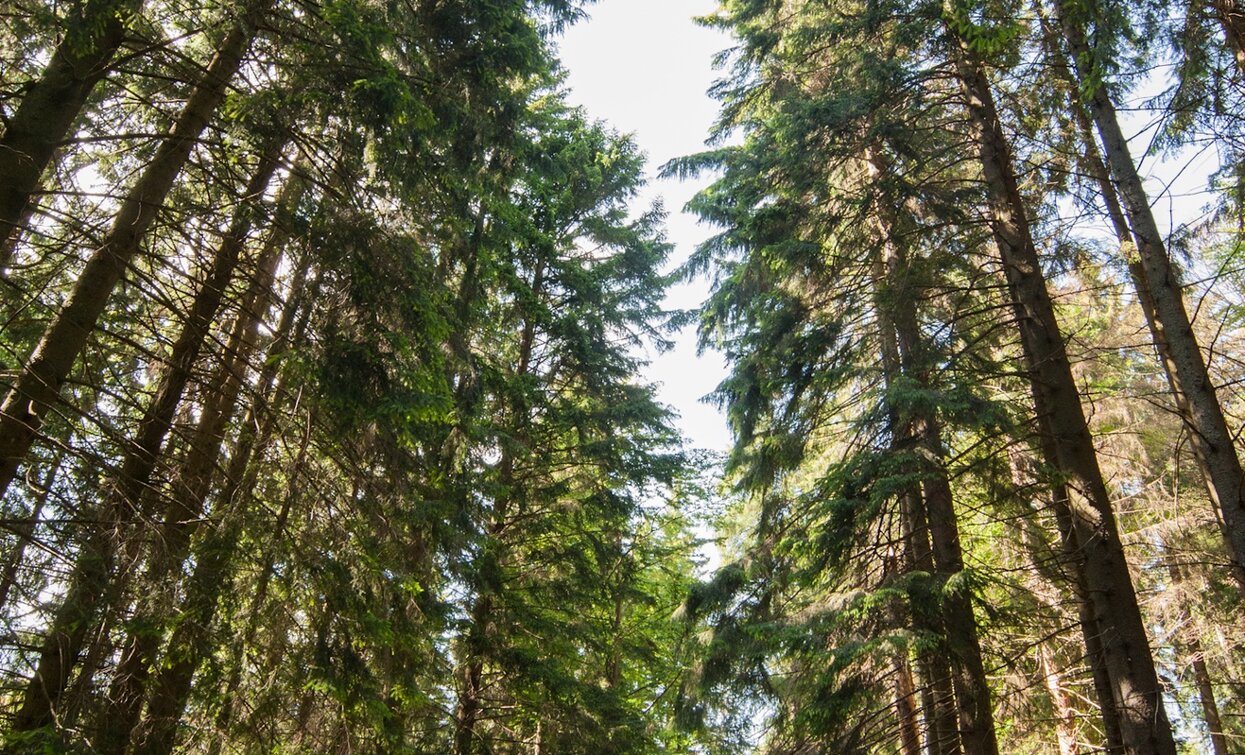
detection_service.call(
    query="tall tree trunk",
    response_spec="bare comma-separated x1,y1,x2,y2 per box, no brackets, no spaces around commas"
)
893,655,923,755
1190,641,1228,755
0,450,63,611
453,260,544,755
865,149,1000,755
943,13,1177,754
1037,643,1082,755
0,0,272,502
1211,0,1245,77
138,404,313,755
94,209,289,754
1054,0,1245,597
0,0,143,253
5,118,279,738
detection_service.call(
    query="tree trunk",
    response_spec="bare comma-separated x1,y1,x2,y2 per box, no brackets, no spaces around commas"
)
1190,642,1229,755
5,114,279,738
0,0,143,253
865,148,1000,755
1211,0,1245,77
1055,0,1245,597
0,450,63,611
1038,643,1082,755
893,655,923,755
943,14,1177,754
0,0,272,502
453,261,544,755
137,407,313,755
94,205,289,754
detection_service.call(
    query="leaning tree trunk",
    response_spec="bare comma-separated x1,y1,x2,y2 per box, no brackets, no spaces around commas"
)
943,11,1177,754
94,202,290,755
164,260,316,755
1055,0,1245,597
0,0,144,253
4,6,272,735
0,0,272,503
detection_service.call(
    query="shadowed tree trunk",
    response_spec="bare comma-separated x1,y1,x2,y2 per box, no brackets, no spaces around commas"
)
865,148,1000,755
943,9,1177,753
0,0,272,503
0,0,144,254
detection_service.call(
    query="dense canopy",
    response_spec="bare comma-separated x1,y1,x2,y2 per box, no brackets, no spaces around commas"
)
0,0,1243,753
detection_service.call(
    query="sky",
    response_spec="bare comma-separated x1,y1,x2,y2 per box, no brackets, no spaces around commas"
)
555,0,732,454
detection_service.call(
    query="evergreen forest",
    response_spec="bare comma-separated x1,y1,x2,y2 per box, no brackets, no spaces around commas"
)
0,0,1243,752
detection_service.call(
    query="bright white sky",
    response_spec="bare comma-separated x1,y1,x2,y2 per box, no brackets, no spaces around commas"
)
556,0,732,454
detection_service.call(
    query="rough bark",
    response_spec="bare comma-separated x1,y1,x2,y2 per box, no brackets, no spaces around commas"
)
0,0,271,502
0,0,143,252
1055,0,1245,597
4,6,272,734
866,148,1000,755
94,200,288,754
944,15,1177,754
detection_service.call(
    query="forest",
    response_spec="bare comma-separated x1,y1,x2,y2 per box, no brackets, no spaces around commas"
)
0,0,1242,752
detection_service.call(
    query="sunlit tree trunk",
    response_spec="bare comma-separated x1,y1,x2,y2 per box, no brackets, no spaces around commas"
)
1038,643,1082,755
0,0,272,503
1054,0,1245,597
943,12,1177,753
0,0,143,253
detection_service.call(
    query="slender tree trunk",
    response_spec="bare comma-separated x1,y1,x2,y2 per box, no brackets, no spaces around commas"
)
0,0,272,502
1038,643,1082,755
866,148,1000,755
893,655,923,755
0,0,143,253
943,15,1177,754
453,261,544,755
0,451,63,611
1190,642,1228,755
904,490,962,755
1054,0,1245,597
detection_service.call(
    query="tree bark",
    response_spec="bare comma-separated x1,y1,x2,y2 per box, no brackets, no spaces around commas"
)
1037,643,1081,755
943,14,1177,754
865,148,1000,755
94,193,289,754
1211,0,1245,77
0,0,272,503
1055,0,1245,597
0,0,143,253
